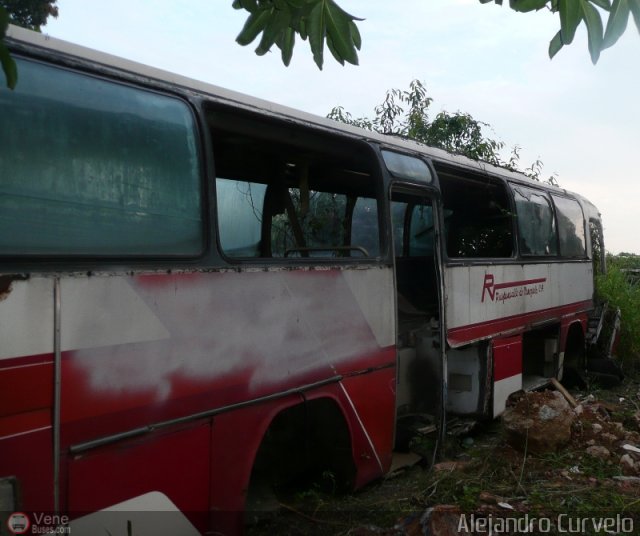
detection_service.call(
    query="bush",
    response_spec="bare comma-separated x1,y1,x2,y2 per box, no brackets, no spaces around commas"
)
596,256,640,362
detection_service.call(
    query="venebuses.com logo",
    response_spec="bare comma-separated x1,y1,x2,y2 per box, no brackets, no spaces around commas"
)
5,512,70,534
6,512,30,534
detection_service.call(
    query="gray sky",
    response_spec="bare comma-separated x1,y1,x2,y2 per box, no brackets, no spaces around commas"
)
45,0,639,253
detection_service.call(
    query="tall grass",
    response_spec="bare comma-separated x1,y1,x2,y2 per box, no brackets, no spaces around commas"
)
596,255,640,362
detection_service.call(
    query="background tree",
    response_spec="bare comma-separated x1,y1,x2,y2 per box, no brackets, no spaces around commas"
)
0,0,57,88
327,79,557,184
1,0,57,29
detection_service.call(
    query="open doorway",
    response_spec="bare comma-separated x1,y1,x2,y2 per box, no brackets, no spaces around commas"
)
390,186,445,455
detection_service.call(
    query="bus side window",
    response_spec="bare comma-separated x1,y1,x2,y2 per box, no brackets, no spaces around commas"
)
408,204,434,257
437,172,514,259
0,59,203,257
552,195,586,258
351,197,380,258
210,113,379,261
215,179,267,257
512,186,558,256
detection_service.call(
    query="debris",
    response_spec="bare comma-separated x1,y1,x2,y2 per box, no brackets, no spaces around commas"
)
388,452,422,476
620,454,635,471
422,505,467,536
550,377,578,408
622,444,640,454
432,461,469,473
417,424,437,434
614,476,640,483
447,418,477,437
538,404,560,421
479,492,503,504
498,502,514,510
502,391,575,454
586,445,611,459
592,423,603,433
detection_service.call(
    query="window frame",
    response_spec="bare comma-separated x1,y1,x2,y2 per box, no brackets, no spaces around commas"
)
436,171,516,262
209,108,385,266
0,55,209,263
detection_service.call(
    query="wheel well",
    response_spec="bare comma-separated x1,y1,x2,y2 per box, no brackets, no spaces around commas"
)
248,397,356,497
564,322,586,369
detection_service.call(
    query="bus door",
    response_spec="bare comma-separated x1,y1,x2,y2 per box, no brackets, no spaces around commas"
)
390,185,447,450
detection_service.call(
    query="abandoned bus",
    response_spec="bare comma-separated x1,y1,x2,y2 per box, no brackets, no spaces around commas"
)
0,26,605,534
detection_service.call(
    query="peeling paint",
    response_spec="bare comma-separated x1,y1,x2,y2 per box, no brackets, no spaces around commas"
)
59,268,393,403
0,276,13,301
0,274,29,302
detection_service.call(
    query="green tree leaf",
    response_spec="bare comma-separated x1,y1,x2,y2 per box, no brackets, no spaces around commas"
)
548,29,565,57
509,0,549,12
559,0,582,44
1,5,17,88
580,0,605,63
349,20,361,50
235,0,258,12
0,41,17,89
277,27,295,65
591,0,612,10
307,1,326,69
326,33,344,65
603,0,631,49
628,0,640,32
0,5,8,37
324,1,359,65
236,8,271,46
255,5,292,55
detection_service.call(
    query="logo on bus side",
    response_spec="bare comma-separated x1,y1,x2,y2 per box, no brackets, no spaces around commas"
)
481,274,547,303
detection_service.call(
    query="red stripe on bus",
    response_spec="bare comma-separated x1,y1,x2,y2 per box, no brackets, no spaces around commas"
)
0,358,53,419
448,300,592,347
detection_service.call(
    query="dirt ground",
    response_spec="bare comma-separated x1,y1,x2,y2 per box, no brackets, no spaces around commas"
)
246,368,640,535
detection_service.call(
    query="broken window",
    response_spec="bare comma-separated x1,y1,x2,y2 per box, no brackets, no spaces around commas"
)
589,219,605,276
437,171,514,258
512,185,558,256
0,59,203,256
210,108,380,260
551,195,586,258
390,199,435,258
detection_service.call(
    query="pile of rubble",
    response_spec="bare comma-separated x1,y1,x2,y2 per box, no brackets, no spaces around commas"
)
502,388,640,475
349,384,640,536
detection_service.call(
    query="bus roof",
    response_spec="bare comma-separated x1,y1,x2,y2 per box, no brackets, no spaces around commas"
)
6,24,596,213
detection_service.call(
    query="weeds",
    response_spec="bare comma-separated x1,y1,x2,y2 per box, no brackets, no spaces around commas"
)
597,255,640,363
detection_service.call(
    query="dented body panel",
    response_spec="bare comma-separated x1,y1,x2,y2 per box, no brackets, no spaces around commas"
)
0,267,395,522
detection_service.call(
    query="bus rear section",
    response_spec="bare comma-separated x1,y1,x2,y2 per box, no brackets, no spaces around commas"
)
393,160,599,427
